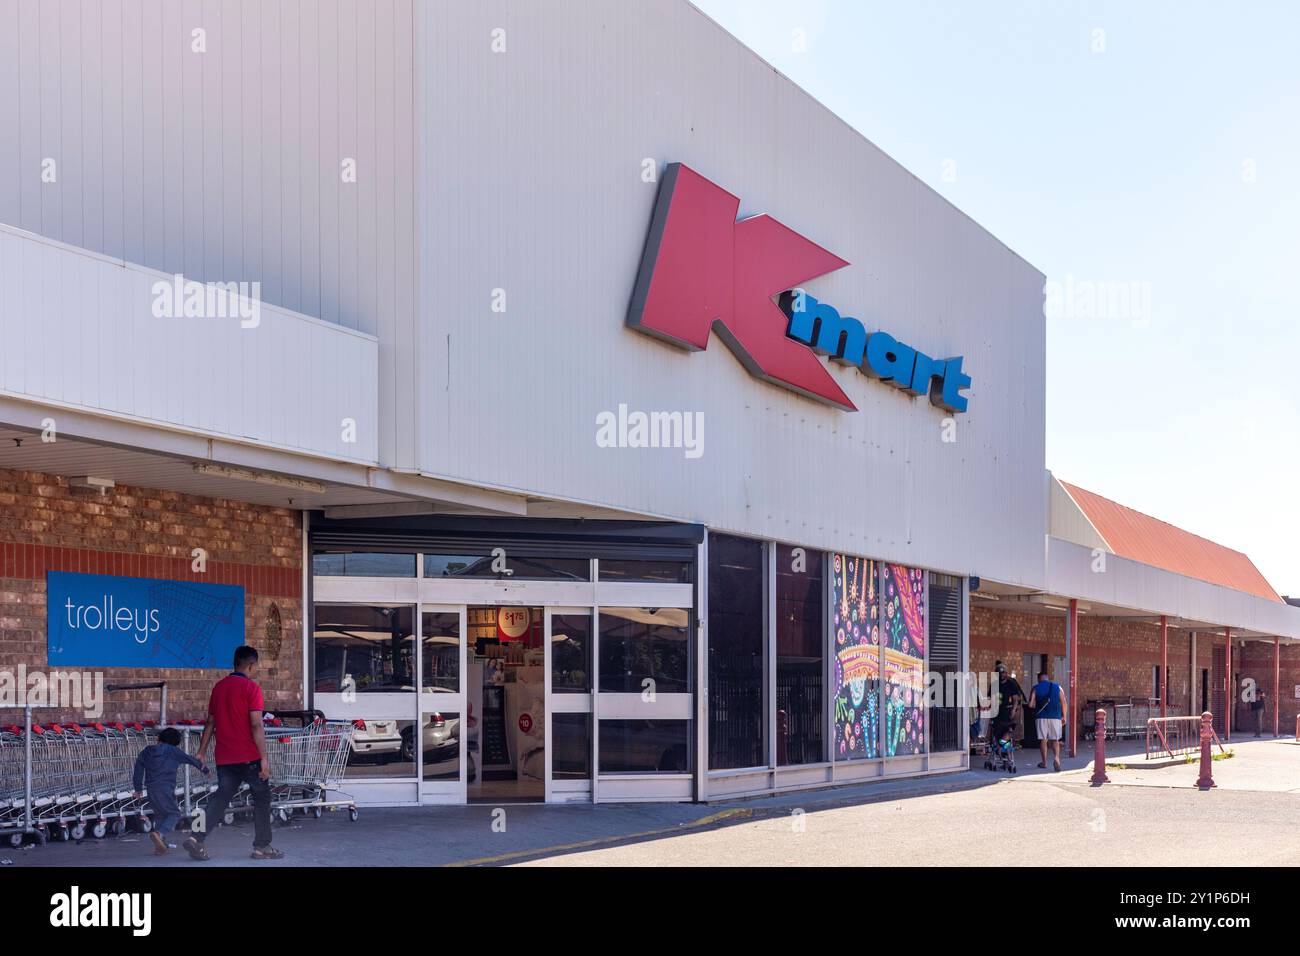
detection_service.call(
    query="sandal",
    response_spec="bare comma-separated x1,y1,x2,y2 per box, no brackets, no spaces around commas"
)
250,846,285,860
149,831,168,856
1053,761,1062,772
1037,762,1046,769
183,836,209,861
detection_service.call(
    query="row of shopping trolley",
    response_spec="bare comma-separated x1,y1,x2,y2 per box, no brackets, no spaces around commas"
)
1,709,357,849
1081,697,1162,740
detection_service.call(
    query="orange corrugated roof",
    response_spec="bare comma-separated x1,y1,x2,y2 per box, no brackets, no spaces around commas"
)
1059,480,1282,603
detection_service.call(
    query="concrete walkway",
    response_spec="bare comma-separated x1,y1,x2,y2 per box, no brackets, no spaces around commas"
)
1069,736,1300,792
981,733,1300,791
4,736,1296,867
0,771,994,868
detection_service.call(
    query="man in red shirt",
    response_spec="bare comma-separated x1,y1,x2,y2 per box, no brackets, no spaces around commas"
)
184,645,284,860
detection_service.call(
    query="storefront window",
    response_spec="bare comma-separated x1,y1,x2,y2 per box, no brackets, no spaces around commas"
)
421,611,461,694
598,720,691,773
422,553,590,580
833,554,880,760
342,716,416,780
598,558,693,583
551,613,592,693
708,533,765,770
312,551,415,577
314,605,415,693
882,564,926,757
776,545,824,766
598,608,690,694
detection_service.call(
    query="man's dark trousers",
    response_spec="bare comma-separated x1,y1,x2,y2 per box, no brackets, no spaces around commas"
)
199,760,273,848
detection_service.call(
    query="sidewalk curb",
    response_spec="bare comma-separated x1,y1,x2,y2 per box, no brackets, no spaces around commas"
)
441,807,756,867
444,772,995,866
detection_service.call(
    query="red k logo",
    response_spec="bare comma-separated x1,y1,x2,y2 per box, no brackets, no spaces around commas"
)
627,163,856,410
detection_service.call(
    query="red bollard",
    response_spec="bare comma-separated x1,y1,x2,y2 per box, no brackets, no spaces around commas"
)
1090,708,1109,785
1196,711,1215,790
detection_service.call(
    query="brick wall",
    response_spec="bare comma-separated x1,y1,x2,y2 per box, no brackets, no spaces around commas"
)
972,605,1210,725
0,467,303,724
1236,639,1300,737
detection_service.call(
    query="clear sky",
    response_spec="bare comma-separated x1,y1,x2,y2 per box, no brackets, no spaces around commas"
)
692,0,1300,596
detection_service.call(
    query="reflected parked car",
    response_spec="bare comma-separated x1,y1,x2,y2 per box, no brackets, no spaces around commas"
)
348,718,402,760
399,711,459,764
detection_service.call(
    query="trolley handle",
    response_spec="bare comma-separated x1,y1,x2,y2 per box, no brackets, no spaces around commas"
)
264,709,328,728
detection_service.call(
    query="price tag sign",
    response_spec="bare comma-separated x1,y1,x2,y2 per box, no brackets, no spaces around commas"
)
497,607,531,640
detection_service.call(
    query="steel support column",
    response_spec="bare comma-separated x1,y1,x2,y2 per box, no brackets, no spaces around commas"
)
1274,635,1281,738
1159,615,1168,719
1225,627,1232,741
1068,598,1079,759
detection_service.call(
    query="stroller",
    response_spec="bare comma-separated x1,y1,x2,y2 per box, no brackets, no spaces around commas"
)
982,718,1018,774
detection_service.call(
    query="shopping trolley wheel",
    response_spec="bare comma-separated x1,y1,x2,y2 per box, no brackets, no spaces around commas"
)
92,821,108,839
311,806,322,819
53,825,70,842
137,817,153,833
223,812,235,826
33,827,48,846
110,819,126,836
276,808,290,825
348,806,359,822
7,832,23,848
70,823,86,841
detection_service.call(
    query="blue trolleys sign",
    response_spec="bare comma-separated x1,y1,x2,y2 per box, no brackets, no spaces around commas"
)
46,571,245,669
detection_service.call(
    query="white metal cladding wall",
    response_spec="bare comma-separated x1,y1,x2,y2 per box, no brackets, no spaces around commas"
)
0,0,419,468
1047,538,1300,639
416,0,1047,587
1048,474,1109,553
0,223,379,463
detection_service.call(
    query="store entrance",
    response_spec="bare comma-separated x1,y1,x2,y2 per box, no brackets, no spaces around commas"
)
466,605,546,803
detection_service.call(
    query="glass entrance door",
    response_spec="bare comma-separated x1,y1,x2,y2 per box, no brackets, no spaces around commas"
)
418,605,467,804
545,608,594,802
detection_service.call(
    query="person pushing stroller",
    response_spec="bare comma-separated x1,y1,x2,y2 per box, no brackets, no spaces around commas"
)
990,662,1023,749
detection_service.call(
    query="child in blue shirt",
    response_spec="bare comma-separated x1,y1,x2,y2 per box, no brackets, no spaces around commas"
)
133,727,209,855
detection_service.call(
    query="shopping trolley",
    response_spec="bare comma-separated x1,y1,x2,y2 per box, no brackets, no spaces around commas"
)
27,721,158,842
213,712,358,826
2,701,356,850
0,711,40,847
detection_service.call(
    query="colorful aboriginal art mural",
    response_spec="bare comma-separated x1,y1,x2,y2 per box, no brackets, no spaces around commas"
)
833,553,880,759
882,563,926,756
